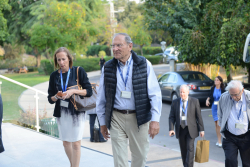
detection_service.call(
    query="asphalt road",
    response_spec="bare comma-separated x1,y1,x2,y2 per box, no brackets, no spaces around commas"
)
88,63,243,166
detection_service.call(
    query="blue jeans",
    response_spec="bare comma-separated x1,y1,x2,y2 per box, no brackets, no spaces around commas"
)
89,114,105,141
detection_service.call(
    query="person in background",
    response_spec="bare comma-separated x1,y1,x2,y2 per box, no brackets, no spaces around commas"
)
48,47,92,167
99,56,105,71
218,80,250,167
206,76,225,147
0,94,4,153
86,84,106,142
169,84,204,167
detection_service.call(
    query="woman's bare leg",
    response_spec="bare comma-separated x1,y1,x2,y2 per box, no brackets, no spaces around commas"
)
63,141,73,167
71,140,82,167
215,121,222,144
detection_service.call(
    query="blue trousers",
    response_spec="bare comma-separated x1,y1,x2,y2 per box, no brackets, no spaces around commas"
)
89,114,105,142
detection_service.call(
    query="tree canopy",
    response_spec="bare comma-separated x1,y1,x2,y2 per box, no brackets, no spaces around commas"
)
144,0,250,80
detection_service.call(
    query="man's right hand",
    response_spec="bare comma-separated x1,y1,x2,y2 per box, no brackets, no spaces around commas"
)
169,130,175,137
101,125,110,140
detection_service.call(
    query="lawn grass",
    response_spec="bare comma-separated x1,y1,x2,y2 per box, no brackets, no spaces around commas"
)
1,72,49,121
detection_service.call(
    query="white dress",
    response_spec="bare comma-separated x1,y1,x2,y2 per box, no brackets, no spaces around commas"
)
57,107,85,142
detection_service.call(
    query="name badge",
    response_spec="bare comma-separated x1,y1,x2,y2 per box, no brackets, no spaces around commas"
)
60,100,69,108
235,123,244,129
214,101,218,105
121,91,131,99
182,116,187,120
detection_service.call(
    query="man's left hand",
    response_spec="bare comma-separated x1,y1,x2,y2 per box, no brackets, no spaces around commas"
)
200,131,205,138
148,121,160,139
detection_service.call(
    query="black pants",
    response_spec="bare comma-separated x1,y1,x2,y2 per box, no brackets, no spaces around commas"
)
223,130,250,167
178,126,195,167
0,94,4,153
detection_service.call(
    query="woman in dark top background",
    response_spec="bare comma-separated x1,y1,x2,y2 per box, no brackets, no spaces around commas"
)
0,94,4,153
206,76,225,147
48,47,92,167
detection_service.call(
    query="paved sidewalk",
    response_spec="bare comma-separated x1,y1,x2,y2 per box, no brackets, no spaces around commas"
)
1,67,225,167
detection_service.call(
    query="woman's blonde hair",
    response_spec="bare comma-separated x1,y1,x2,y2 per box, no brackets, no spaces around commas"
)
53,47,73,69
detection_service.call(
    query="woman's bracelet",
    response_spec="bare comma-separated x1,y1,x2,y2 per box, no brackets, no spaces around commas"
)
54,95,58,100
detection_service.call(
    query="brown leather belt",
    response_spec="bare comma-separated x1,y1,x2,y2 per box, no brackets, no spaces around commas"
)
114,108,136,114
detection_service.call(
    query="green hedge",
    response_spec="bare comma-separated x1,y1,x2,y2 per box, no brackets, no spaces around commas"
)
28,67,38,72
86,45,111,56
40,59,54,75
132,47,162,55
144,56,162,65
39,55,162,75
39,57,113,75
74,57,112,72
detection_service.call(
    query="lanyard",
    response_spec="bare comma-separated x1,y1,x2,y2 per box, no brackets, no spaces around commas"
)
180,99,188,114
117,57,133,88
60,68,70,92
237,103,243,120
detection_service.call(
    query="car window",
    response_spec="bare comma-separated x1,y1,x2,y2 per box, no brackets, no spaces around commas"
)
159,74,169,82
167,74,176,83
180,73,210,81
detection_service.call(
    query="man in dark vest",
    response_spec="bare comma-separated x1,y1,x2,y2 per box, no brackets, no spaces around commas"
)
96,33,162,167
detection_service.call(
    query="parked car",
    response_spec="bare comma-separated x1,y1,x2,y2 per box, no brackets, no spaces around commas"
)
158,71,214,102
163,47,179,63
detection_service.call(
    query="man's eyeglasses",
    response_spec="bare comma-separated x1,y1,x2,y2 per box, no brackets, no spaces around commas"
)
111,44,124,48
229,89,242,97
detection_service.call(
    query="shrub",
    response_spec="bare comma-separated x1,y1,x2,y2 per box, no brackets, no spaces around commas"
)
132,47,162,55
40,59,54,75
74,57,112,72
98,51,106,57
144,56,162,65
86,45,111,56
28,67,38,72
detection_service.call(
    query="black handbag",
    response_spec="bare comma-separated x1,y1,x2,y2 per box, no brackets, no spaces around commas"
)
67,67,97,112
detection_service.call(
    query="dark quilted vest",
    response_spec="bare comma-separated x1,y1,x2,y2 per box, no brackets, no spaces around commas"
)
104,50,151,129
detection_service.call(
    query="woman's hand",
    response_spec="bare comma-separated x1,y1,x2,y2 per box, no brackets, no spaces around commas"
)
205,99,210,106
62,89,76,100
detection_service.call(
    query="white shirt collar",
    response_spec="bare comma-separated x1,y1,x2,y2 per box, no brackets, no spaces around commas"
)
117,54,132,66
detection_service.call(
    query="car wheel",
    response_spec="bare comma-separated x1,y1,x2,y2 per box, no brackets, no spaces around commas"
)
171,92,178,101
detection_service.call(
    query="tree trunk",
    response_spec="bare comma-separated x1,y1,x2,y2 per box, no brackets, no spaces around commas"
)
37,54,41,67
227,73,232,82
140,45,143,56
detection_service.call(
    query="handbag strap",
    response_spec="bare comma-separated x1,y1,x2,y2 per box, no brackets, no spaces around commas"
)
77,66,80,87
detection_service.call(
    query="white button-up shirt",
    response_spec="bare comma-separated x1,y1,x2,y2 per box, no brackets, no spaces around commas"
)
227,92,249,135
180,97,189,126
96,54,162,126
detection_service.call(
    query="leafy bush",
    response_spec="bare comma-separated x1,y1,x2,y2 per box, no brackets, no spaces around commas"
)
28,67,38,72
40,59,54,75
98,51,106,57
0,58,23,69
74,57,112,72
144,56,162,65
133,47,162,55
86,45,111,56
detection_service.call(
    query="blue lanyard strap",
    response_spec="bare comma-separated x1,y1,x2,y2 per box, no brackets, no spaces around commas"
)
60,68,70,92
117,57,133,88
180,99,188,114
237,103,243,120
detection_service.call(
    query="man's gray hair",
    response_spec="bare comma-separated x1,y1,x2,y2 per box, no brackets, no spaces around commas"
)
225,80,243,91
180,84,190,91
112,33,133,44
